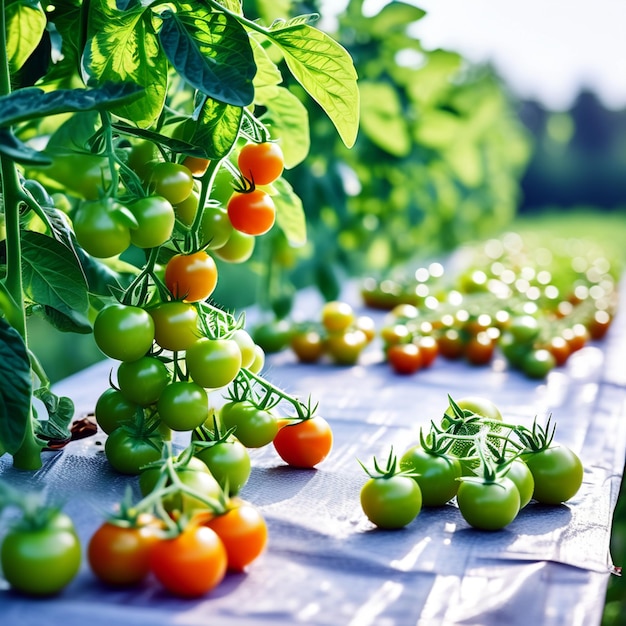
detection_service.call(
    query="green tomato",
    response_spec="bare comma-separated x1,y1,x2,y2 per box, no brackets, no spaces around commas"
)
503,458,535,508
93,303,155,362
508,314,540,343
213,229,255,263
174,189,200,226
185,338,242,389
521,348,556,379
94,387,138,434
360,475,422,529
73,198,137,258
104,426,164,475
201,203,234,250
157,381,209,431
523,444,583,504
230,328,256,369
399,446,462,506
128,195,175,248
139,456,221,514
194,438,251,496
146,162,194,205
456,477,520,530
220,400,278,448
117,356,171,406
149,301,200,352
1,511,81,596
251,319,294,354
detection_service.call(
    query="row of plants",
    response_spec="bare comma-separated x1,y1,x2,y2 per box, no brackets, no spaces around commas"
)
0,0,358,470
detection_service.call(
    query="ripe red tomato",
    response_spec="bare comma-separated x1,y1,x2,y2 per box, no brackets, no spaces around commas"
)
165,251,218,302
204,501,268,571
88,518,161,586
227,189,276,236
150,524,227,597
387,343,422,375
273,416,333,468
237,142,284,185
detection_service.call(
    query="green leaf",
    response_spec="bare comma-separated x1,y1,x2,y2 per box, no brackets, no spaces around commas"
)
414,110,462,149
187,97,243,160
267,22,359,148
0,82,143,128
0,318,32,455
21,231,90,318
157,7,255,107
5,0,47,72
359,81,411,157
256,85,310,168
251,36,282,91
369,1,426,37
83,0,167,128
272,177,306,246
0,128,52,165
34,389,74,441
40,305,93,334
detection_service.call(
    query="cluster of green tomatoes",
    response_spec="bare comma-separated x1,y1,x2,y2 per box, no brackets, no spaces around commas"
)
359,396,584,531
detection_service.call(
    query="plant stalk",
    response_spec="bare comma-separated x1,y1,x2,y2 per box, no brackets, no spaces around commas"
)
0,2,43,470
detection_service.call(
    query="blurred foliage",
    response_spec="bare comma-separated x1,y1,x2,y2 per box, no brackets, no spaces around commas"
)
240,0,533,316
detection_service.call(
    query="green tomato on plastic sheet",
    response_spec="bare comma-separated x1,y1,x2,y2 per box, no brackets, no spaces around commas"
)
1,511,82,596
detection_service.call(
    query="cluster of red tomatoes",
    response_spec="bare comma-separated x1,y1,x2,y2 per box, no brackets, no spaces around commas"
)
359,396,584,531
369,236,619,379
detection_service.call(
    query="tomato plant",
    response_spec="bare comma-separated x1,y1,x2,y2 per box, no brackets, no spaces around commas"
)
0,0,358,472
139,454,222,515
273,415,333,468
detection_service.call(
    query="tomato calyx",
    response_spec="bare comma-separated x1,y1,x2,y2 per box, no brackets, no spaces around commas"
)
513,416,556,454
358,447,420,482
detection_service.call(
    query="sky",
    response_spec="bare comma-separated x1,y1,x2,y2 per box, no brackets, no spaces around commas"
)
321,0,626,111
